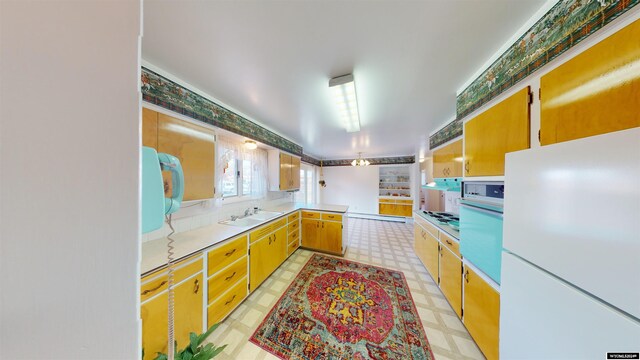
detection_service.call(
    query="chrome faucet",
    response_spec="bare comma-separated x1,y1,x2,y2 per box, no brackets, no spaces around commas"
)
230,215,239,221
244,208,252,217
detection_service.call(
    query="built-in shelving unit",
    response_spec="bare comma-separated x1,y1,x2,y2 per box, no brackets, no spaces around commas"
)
379,166,411,198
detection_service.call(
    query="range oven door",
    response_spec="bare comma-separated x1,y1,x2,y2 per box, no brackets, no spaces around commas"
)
459,201,503,284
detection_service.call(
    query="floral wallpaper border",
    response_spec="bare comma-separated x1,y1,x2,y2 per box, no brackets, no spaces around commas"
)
320,156,415,167
430,0,638,150
301,154,322,166
141,67,303,156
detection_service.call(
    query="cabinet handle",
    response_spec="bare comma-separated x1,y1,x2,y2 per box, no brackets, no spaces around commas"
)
268,236,272,245
316,222,319,228
141,280,167,296
445,239,453,246
225,248,236,257
193,279,200,294
322,222,324,228
464,269,469,283
225,294,237,306
465,161,470,174
225,272,236,281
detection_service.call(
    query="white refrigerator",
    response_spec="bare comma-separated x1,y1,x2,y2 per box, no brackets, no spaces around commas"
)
501,128,640,359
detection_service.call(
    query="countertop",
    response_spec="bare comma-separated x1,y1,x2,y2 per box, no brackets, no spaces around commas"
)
141,202,348,276
378,196,413,200
414,210,460,240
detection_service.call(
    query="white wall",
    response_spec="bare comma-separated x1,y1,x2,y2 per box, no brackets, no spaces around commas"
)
319,165,380,214
0,2,141,359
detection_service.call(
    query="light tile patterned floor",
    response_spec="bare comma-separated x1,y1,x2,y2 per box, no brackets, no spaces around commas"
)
207,218,485,360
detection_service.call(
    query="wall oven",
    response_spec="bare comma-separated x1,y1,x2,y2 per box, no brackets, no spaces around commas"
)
459,181,504,284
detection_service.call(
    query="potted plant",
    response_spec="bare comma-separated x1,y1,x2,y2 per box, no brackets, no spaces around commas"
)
145,324,227,360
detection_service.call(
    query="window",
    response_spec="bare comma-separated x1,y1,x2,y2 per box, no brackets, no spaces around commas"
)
222,158,254,198
295,164,315,203
217,138,267,200
222,158,237,197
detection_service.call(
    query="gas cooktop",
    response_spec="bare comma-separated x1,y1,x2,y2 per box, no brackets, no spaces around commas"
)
422,211,459,223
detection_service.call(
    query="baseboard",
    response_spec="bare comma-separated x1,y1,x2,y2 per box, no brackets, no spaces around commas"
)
347,212,407,223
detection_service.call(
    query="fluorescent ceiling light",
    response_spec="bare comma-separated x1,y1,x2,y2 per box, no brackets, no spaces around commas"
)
329,74,360,133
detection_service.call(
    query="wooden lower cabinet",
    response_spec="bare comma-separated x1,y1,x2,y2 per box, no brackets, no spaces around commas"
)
440,246,462,318
249,224,287,292
321,221,342,254
413,223,439,282
379,199,413,217
141,273,203,360
207,278,247,327
464,265,500,360
301,219,320,249
301,213,344,255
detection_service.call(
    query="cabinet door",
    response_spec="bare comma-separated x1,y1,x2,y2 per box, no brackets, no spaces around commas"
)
321,220,342,254
464,87,530,176
141,292,168,360
414,224,439,282
174,274,203,346
279,153,292,190
433,146,449,178
142,108,158,148
290,156,301,189
301,219,320,249
273,225,288,265
464,266,500,360
379,202,396,216
440,247,462,318
449,139,463,177
540,19,640,145
141,274,203,360
249,235,273,291
158,113,215,200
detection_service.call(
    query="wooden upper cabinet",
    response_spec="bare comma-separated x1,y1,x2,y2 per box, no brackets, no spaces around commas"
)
291,156,301,189
464,87,530,176
279,153,292,191
433,139,463,178
540,19,640,145
156,112,216,201
269,150,300,191
142,108,158,148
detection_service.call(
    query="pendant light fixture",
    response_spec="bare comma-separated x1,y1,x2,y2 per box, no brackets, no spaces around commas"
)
244,140,257,150
351,152,370,167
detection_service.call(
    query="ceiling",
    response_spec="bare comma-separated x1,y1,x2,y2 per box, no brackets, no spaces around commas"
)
143,0,545,159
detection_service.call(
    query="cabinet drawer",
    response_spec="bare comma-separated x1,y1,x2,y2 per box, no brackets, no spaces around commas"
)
272,217,287,231
414,215,439,239
396,199,413,205
378,199,395,204
207,235,247,275
207,278,247,327
288,211,300,222
440,232,460,258
288,229,299,243
288,239,299,256
302,211,320,219
321,213,342,222
207,256,247,304
250,224,273,243
288,220,300,233
141,256,202,302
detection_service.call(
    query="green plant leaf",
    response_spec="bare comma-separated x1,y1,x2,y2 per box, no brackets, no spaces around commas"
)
189,332,198,353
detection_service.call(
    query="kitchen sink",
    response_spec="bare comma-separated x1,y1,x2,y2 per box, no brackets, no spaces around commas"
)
249,211,282,221
219,210,282,227
219,217,263,227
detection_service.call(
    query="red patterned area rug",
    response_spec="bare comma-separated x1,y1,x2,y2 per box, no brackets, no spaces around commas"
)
249,254,434,360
